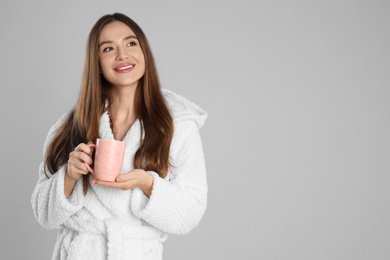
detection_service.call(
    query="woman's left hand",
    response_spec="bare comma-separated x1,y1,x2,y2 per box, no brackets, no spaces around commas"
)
91,169,154,197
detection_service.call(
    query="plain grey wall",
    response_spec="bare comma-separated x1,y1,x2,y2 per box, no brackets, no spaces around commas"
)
0,0,389,259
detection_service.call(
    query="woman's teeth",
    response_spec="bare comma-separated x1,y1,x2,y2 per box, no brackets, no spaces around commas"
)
117,65,134,70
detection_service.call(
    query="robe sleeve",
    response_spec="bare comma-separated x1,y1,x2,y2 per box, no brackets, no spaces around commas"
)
131,121,208,235
31,112,85,230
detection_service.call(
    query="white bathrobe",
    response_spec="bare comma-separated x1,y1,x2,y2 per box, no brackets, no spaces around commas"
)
31,88,208,260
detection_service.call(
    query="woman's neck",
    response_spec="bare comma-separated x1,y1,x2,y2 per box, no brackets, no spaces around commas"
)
109,85,138,124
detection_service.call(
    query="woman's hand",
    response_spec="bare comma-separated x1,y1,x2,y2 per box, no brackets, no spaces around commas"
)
91,169,154,197
66,141,94,181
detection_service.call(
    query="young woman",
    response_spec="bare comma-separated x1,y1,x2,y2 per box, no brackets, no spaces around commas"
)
31,13,208,260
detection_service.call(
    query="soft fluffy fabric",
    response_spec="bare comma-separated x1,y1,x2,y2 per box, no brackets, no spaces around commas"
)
31,88,208,260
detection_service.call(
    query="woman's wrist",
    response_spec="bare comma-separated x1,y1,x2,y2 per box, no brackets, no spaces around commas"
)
66,167,80,182
65,171,78,183
140,173,154,198
64,169,78,199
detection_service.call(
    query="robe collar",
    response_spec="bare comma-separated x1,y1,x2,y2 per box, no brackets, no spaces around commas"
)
99,100,142,144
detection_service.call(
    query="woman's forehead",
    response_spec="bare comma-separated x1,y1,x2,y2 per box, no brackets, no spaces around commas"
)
99,21,136,42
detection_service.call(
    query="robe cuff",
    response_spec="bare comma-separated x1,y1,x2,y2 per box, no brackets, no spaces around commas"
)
55,165,85,210
130,171,163,218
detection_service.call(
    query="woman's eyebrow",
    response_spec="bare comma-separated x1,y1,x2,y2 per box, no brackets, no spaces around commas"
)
99,35,138,48
123,35,138,41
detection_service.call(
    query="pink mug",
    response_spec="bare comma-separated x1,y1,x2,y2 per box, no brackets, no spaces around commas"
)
84,139,126,182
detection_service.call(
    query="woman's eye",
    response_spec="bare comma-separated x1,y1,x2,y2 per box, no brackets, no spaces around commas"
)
103,47,113,52
127,41,136,47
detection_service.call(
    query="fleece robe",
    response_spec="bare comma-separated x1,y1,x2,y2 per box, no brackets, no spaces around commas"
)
31,88,208,260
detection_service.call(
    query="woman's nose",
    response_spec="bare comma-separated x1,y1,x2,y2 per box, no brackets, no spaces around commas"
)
115,47,128,60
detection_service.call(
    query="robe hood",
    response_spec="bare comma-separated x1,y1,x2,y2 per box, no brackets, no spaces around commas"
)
161,88,208,129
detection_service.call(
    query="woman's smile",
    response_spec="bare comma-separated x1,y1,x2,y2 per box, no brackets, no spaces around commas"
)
114,62,135,73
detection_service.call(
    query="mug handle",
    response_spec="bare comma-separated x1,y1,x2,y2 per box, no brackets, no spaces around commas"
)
84,143,96,174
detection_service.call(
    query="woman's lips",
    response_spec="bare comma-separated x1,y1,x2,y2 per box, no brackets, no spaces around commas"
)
114,63,135,73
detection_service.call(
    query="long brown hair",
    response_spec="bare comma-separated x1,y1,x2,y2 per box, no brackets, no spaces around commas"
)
44,13,174,196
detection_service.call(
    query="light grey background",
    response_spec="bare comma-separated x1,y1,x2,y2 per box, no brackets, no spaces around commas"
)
1,0,389,259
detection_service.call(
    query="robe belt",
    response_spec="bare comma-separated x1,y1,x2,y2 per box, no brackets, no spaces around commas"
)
63,216,167,260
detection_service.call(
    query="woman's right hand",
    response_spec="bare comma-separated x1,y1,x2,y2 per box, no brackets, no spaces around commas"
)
66,141,94,181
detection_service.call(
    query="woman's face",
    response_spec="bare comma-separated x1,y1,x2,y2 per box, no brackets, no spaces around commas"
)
98,21,145,89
